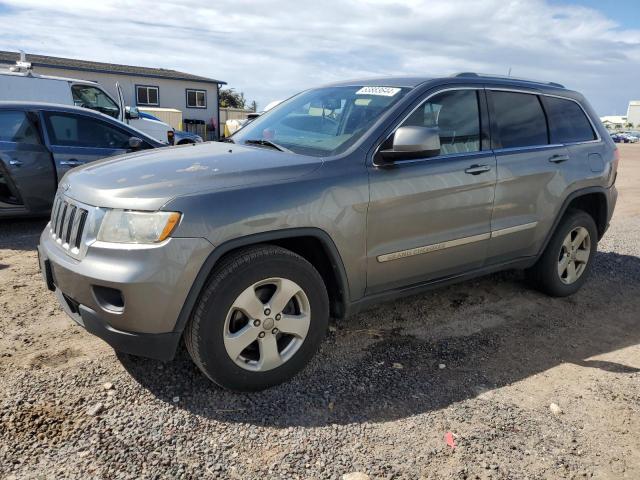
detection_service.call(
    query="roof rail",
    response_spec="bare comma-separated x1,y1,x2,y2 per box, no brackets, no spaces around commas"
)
451,72,565,89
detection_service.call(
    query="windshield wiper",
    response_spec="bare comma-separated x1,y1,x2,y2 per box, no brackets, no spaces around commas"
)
244,139,292,153
221,137,235,143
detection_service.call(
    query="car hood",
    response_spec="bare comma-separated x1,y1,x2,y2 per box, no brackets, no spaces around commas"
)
61,141,323,210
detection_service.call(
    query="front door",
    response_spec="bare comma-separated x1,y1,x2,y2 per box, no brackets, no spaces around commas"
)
366,88,497,294
0,110,56,214
41,111,131,181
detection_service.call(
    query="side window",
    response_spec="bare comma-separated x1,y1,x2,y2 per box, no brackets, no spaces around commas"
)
71,85,120,119
45,113,131,149
542,96,596,144
0,111,41,145
490,91,548,149
402,90,481,155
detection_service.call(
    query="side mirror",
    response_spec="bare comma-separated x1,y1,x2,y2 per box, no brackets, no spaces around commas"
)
125,106,140,120
378,126,441,163
128,136,143,150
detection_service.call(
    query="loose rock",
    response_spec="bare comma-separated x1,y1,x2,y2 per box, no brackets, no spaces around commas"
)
86,403,104,416
549,403,563,415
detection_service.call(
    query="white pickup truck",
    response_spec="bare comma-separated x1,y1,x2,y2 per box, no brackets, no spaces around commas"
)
0,56,173,143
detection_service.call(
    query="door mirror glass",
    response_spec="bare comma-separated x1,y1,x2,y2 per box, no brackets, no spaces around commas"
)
125,106,140,120
379,126,441,162
129,136,143,150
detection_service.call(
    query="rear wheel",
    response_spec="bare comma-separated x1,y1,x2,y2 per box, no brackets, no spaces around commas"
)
526,209,597,297
185,245,329,391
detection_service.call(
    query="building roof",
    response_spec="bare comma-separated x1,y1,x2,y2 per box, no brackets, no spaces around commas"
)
0,50,226,85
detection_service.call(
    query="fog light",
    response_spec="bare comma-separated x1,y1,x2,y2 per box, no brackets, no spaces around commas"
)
92,286,124,313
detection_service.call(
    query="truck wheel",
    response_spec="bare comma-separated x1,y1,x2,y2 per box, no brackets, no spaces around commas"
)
185,245,329,391
526,209,597,297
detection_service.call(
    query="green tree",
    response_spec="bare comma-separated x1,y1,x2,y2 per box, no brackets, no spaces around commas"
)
220,88,247,109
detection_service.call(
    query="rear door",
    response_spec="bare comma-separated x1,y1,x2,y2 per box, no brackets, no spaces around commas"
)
0,109,56,214
486,89,572,263
41,111,132,180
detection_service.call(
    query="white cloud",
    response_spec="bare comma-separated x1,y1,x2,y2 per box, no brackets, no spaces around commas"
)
0,0,638,113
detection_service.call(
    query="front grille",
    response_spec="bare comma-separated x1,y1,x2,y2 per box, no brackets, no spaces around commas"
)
50,196,89,254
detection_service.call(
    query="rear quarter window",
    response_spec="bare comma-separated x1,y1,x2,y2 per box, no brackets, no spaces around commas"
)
541,96,596,144
0,111,41,144
490,91,548,149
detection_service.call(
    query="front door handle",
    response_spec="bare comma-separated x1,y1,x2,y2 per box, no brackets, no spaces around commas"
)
465,164,492,175
549,154,570,163
59,159,83,167
9,159,23,167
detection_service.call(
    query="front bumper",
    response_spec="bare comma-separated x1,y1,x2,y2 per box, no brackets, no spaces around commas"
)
38,227,214,360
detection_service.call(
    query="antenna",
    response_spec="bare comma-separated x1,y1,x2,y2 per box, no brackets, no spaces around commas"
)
507,67,512,77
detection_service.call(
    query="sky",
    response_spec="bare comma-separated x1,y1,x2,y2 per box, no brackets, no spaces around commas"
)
0,0,638,115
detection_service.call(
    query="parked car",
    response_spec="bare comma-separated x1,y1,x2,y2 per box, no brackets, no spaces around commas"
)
0,102,163,218
620,132,639,143
38,74,618,391
1,54,174,143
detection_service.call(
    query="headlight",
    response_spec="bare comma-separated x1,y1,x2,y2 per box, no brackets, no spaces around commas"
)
97,210,181,244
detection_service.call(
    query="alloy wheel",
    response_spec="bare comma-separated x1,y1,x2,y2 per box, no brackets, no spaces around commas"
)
557,226,591,285
223,277,311,371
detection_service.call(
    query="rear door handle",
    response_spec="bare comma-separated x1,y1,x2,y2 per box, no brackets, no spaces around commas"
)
59,159,83,167
549,154,570,163
464,164,492,175
9,159,23,167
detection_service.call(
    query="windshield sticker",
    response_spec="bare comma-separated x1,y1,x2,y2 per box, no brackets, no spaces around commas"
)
355,86,401,97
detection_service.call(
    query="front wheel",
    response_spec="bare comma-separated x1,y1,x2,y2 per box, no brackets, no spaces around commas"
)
185,245,329,391
526,209,598,297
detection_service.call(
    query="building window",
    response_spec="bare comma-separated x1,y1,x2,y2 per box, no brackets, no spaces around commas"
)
186,89,207,109
136,85,159,106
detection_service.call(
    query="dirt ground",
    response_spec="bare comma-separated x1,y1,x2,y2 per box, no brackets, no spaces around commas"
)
0,144,639,479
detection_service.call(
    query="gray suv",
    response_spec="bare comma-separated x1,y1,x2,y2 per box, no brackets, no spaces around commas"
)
38,74,618,391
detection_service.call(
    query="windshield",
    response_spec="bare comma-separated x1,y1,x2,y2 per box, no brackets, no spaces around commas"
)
232,85,410,157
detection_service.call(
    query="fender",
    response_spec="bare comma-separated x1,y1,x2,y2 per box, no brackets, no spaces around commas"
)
536,185,610,259
172,227,351,335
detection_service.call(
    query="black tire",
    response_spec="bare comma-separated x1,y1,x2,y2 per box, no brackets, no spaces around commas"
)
526,209,598,297
184,245,329,391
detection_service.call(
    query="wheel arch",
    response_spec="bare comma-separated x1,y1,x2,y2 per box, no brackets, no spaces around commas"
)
538,186,609,258
172,228,351,336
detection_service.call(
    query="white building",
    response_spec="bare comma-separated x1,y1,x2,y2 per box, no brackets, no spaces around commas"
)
627,101,640,128
600,115,627,130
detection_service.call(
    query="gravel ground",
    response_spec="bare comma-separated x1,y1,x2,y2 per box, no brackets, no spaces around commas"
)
1,145,639,480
